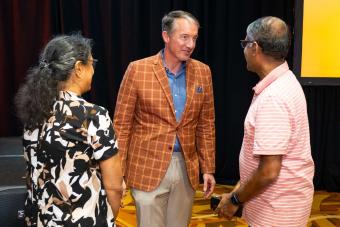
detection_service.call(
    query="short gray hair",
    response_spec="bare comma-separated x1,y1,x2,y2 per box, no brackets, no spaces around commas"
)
161,10,200,34
247,16,291,60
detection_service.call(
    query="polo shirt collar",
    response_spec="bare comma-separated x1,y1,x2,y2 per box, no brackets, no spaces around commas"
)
161,49,186,75
253,61,290,95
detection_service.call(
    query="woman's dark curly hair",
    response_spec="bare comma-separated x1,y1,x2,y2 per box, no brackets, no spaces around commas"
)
15,34,93,130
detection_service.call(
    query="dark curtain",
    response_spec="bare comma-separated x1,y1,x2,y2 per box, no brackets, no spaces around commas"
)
0,0,52,136
0,0,339,191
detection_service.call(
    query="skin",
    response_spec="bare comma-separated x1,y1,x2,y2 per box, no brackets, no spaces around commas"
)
162,18,198,74
61,55,95,95
100,153,124,218
216,155,282,219
162,18,216,198
216,18,287,219
61,55,124,217
243,39,284,79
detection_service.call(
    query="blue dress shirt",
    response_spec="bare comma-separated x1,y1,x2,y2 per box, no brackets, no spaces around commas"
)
162,50,186,152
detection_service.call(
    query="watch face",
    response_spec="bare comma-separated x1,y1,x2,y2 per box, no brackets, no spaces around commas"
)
230,193,241,206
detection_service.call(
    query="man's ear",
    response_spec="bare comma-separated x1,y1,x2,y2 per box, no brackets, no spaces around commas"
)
74,61,83,78
253,42,262,55
162,31,170,44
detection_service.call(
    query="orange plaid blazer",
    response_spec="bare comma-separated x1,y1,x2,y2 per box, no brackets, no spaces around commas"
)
113,52,215,191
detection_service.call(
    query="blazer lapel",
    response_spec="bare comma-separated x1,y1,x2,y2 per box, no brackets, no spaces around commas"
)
153,54,176,116
179,59,195,124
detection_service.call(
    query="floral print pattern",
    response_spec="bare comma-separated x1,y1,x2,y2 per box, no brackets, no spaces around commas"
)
23,91,118,226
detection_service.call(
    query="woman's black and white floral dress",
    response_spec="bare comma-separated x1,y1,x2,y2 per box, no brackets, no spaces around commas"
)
23,91,118,227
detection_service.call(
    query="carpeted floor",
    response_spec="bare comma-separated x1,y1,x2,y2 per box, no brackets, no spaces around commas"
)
1,138,339,226
116,184,340,227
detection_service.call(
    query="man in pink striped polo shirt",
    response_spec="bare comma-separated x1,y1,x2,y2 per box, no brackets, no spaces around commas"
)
216,17,315,226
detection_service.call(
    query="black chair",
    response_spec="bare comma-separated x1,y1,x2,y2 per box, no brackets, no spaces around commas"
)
0,137,26,226
0,137,22,156
0,137,26,187
0,185,26,227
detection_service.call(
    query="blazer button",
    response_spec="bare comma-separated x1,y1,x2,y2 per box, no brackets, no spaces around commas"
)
168,146,172,150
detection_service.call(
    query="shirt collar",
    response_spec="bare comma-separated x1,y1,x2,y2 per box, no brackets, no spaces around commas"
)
59,90,83,101
161,49,186,75
253,61,290,95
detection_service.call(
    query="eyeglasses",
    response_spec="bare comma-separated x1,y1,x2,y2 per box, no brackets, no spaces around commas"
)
91,59,98,68
240,40,256,48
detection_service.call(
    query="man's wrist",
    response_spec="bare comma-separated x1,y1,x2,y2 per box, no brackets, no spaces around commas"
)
230,192,242,206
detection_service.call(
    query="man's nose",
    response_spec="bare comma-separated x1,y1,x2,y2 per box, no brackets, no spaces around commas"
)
186,38,195,49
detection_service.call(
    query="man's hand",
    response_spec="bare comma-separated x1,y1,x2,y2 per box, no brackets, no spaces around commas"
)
215,193,239,220
203,173,216,198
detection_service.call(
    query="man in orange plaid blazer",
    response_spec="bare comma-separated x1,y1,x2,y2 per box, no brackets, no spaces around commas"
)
114,10,215,227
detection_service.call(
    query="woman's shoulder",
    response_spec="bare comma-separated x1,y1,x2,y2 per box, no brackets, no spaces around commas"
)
58,91,109,117
83,101,109,117
52,98,112,138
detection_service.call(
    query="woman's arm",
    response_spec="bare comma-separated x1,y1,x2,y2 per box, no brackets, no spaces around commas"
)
99,152,123,218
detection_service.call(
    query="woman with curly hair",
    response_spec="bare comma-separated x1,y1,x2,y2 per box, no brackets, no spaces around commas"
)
15,34,123,227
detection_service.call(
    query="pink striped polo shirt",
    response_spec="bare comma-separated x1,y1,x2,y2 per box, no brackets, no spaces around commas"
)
239,62,315,227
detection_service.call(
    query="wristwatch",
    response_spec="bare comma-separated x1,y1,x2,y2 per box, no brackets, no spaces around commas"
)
230,192,242,206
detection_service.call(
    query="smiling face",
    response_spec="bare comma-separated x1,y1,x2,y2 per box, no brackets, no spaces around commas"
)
162,18,199,64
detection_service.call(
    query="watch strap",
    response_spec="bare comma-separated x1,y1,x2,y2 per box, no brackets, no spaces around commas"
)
230,192,242,206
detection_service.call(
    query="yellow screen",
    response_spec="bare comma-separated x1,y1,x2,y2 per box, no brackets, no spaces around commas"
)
301,0,340,78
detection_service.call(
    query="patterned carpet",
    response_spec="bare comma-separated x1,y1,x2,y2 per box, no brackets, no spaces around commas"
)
116,184,340,227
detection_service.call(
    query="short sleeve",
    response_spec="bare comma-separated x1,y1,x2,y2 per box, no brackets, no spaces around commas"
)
253,94,292,155
87,108,118,161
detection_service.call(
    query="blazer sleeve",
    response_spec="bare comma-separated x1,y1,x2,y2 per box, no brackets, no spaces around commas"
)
113,63,137,174
196,66,216,174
